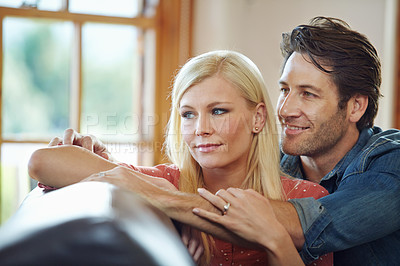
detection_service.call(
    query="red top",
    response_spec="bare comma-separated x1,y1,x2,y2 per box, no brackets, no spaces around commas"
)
124,164,333,266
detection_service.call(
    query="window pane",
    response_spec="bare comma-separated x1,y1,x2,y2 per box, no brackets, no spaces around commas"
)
38,0,64,11
81,23,140,143
0,0,22,8
0,0,63,11
69,0,142,17
2,18,73,140
1,143,44,224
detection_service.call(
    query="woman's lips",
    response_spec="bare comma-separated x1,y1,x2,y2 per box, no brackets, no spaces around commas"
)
195,143,222,153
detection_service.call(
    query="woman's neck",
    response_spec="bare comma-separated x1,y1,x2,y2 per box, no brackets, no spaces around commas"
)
202,164,247,194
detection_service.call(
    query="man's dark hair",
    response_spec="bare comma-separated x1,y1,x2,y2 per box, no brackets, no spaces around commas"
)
280,16,382,131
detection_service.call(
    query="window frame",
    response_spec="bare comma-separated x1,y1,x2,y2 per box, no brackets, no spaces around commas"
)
0,0,192,158
0,0,192,220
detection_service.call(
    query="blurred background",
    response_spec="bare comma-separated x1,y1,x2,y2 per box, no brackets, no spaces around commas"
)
0,0,398,224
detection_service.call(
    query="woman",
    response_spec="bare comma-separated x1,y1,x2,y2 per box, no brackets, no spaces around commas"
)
29,50,332,265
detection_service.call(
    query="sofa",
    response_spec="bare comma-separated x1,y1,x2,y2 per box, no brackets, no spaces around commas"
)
0,182,194,265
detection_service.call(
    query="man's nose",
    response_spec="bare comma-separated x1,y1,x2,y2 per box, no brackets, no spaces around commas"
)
278,92,301,119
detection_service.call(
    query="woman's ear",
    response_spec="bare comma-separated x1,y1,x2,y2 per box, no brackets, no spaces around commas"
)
348,94,368,123
253,103,266,133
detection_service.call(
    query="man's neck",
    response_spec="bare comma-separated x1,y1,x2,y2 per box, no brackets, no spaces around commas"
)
300,128,360,184
300,156,336,183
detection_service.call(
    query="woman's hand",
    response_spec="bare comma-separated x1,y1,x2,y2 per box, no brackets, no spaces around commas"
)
192,188,304,265
49,128,113,161
181,225,204,263
193,188,282,245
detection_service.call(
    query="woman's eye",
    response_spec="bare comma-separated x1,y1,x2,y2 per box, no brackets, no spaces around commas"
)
212,108,227,115
181,111,195,119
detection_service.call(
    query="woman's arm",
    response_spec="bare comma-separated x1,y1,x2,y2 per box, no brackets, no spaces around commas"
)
28,145,118,188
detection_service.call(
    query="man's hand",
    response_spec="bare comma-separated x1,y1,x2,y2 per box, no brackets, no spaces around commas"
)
49,128,112,161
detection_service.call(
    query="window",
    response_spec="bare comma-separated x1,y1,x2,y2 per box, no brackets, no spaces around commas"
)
0,0,192,224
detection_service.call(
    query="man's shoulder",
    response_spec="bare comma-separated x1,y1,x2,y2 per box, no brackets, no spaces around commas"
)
362,127,400,154
368,127,400,141
346,127,400,174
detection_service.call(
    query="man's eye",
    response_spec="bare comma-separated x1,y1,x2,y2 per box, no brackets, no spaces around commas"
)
212,108,228,115
181,112,195,119
280,88,289,94
303,91,315,97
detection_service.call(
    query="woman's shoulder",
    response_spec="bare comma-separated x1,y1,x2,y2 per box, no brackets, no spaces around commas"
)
280,176,328,200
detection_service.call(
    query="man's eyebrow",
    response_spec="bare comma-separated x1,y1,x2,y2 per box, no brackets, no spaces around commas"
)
278,81,322,93
298,84,323,93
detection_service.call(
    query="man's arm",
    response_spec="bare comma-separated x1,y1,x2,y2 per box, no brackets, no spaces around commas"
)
270,200,305,249
90,167,305,249
29,145,305,249
83,166,258,248
28,146,257,247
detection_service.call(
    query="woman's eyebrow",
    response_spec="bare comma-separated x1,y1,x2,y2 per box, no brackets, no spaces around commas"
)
180,101,234,109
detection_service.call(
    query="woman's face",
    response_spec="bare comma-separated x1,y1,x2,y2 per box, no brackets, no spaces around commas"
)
179,75,256,171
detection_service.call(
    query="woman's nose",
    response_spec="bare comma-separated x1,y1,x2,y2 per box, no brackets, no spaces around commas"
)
195,115,213,136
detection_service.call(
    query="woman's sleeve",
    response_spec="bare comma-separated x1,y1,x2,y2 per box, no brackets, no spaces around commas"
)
119,163,180,189
282,177,328,200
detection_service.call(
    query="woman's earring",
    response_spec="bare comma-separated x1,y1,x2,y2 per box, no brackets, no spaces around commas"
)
254,127,259,132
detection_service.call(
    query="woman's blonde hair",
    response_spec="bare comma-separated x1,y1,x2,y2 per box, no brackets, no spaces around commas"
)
165,50,283,263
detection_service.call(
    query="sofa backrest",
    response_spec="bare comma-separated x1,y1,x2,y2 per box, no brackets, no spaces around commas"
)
0,182,194,266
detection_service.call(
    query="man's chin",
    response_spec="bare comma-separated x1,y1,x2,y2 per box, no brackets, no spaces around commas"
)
281,144,302,156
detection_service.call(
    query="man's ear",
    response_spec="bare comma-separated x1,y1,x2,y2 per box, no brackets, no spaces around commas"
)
253,103,267,133
348,94,368,123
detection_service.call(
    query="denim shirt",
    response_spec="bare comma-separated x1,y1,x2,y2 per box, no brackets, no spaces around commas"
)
281,127,400,265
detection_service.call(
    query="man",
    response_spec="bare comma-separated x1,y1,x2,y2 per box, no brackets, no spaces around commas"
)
274,17,400,264
47,17,400,265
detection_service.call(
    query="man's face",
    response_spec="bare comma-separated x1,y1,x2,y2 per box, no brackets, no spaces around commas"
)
277,52,350,157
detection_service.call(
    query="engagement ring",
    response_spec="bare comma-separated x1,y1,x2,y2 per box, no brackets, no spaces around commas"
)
223,202,231,215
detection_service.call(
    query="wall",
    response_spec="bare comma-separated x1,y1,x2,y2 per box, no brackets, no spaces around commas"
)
192,0,397,129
